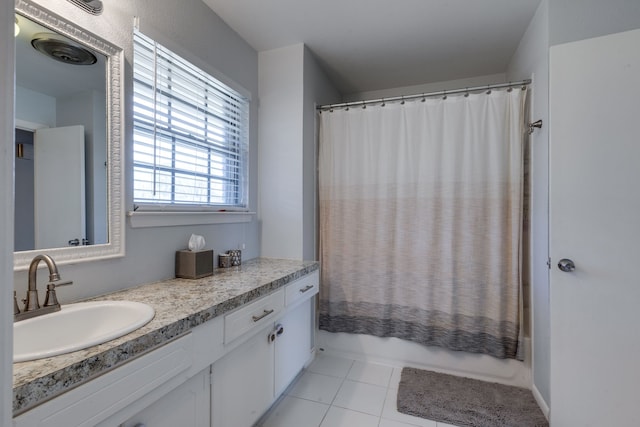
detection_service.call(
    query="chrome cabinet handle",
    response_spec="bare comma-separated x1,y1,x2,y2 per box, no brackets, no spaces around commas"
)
299,285,314,293
558,258,576,272
252,309,274,322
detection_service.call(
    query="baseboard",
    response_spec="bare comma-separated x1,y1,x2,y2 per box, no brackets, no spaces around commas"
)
531,382,550,420
317,330,531,388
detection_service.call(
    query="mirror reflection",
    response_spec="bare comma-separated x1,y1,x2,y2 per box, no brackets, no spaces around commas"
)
14,13,108,251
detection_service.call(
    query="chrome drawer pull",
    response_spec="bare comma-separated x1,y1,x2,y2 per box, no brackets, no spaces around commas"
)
299,285,314,293
252,309,274,322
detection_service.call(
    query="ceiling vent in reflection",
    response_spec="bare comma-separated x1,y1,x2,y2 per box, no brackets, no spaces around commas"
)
31,33,97,65
67,0,103,15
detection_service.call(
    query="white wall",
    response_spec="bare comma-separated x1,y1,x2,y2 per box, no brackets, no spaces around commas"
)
1,0,15,423
258,44,340,260
258,45,305,260
91,91,107,245
343,73,506,102
550,0,640,46
506,0,550,413
15,86,55,127
12,0,260,303
302,48,341,260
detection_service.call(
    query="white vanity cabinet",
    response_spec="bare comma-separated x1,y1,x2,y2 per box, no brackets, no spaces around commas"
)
211,323,276,427
12,267,319,427
118,368,210,427
13,333,198,427
211,270,319,427
274,298,314,396
14,316,224,427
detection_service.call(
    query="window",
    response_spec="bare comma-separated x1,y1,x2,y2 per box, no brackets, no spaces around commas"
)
133,31,249,210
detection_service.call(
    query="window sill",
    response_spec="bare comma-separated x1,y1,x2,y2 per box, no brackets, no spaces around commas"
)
127,210,255,228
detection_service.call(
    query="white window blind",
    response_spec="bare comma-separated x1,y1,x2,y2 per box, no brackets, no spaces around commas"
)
133,30,249,210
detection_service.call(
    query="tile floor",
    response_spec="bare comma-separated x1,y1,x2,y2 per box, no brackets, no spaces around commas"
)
257,353,457,427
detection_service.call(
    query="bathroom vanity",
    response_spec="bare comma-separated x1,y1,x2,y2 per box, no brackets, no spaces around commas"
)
12,258,319,427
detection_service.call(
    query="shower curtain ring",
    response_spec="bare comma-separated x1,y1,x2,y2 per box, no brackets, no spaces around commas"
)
486,85,491,95
464,88,469,97
362,101,366,109
443,90,447,100
381,98,386,107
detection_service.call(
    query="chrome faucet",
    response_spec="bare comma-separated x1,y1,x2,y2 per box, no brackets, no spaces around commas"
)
14,254,73,322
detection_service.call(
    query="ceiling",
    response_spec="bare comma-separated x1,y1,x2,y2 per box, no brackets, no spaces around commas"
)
202,0,541,95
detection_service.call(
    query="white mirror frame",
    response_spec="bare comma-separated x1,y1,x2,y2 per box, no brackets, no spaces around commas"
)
14,0,124,270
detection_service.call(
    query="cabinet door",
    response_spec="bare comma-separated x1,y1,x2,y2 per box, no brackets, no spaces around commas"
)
211,324,275,427
274,299,313,396
120,369,210,427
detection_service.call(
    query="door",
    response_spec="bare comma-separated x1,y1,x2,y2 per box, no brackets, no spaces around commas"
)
549,29,640,425
34,125,85,248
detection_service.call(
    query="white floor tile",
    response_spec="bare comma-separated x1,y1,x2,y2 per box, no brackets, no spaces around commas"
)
389,367,404,389
379,418,428,427
260,396,329,427
381,387,438,427
319,406,380,427
287,371,343,404
266,357,447,427
307,353,354,378
347,360,394,387
332,379,387,416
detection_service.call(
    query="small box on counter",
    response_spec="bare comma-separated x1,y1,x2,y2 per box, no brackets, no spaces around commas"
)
219,253,232,268
175,249,214,279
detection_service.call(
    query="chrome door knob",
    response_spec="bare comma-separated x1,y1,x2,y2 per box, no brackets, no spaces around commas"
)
558,258,576,272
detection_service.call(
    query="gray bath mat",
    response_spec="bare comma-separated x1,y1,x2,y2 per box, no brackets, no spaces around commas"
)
397,367,548,427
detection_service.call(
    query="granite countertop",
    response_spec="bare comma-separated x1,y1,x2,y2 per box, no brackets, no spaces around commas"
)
12,257,319,416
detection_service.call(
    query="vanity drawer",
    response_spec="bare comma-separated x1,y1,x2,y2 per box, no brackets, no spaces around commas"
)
285,270,319,307
224,290,284,344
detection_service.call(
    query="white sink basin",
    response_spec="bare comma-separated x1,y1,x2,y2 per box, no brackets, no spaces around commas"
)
14,301,155,363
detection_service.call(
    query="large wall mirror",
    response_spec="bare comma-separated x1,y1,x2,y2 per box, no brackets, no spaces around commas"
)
14,0,124,270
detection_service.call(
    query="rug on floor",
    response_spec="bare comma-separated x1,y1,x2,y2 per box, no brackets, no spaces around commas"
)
397,367,548,427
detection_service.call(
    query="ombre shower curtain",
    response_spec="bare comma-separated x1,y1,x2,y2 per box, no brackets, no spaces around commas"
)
318,88,527,360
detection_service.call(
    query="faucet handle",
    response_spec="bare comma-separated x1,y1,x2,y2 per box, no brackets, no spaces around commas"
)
54,280,73,287
44,281,73,307
14,291,20,315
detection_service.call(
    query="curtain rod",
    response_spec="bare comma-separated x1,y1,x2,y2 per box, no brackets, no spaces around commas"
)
317,79,532,111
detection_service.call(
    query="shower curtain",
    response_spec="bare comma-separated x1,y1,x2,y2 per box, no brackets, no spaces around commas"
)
318,88,526,360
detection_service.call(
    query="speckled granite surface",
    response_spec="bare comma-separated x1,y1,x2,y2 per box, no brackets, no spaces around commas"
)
12,257,318,416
